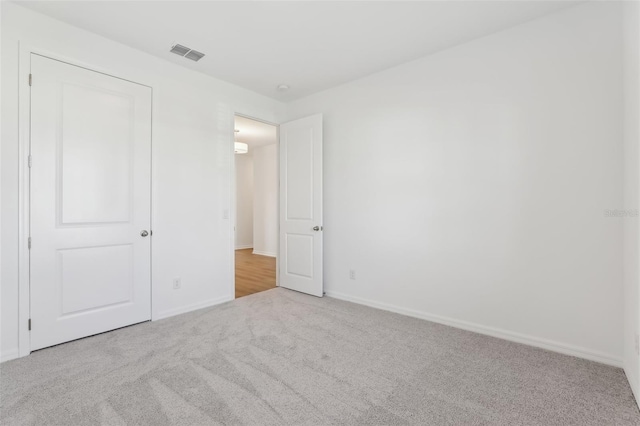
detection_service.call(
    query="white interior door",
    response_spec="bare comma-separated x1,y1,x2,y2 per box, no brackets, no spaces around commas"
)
30,54,152,351
279,114,323,297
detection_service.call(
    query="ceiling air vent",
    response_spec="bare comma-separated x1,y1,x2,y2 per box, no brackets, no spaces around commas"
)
170,43,205,62
184,50,205,62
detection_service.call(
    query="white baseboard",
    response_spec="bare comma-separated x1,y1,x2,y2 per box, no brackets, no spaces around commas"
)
153,295,233,321
325,291,622,368
252,250,276,258
0,348,20,363
235,245,253,250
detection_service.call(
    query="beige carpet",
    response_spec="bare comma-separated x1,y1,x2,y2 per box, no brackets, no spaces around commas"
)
1,288,638,425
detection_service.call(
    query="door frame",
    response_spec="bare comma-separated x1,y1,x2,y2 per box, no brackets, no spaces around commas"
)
230,112,280,299
16,43,154,358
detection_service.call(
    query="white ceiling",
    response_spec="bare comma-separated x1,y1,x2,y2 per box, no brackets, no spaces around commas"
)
235,115,277,153
16,1,580,101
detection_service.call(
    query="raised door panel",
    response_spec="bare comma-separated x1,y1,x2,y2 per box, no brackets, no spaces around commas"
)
60,83,134,225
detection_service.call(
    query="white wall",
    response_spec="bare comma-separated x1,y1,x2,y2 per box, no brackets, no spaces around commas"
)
623,0,640,404
1,2,284,361
252,144,278,257
235,154,254,249
286,2,624,365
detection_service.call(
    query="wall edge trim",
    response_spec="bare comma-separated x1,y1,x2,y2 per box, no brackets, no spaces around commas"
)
153,295,233,321
326,291,623,368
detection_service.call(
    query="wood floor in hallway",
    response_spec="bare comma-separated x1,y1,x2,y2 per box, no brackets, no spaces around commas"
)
235,248,276,298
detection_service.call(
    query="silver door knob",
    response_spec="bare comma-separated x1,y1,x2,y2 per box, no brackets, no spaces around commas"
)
312,226,320,231
140,230,149,237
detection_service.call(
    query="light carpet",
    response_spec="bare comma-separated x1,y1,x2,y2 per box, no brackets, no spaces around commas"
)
1,288,638,425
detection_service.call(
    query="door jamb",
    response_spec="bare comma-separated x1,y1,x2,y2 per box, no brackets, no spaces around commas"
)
17,41,31,358
230,112,280,299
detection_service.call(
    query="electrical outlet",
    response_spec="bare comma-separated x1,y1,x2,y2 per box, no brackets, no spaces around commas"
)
635,334,639,356
223,209,229,219
173,278,181,290
349,270,356,280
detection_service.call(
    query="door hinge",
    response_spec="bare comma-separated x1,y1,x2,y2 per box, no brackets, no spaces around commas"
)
28,319,31,331
28,237,31,250
29,74,32,86
28,155,32,168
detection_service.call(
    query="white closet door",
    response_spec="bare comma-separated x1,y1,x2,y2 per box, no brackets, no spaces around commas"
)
30,54,152,350
279,114,323,297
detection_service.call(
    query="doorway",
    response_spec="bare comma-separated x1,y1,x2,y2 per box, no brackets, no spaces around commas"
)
234,115,278,298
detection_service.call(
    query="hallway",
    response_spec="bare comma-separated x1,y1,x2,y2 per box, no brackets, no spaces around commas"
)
235,249,276,298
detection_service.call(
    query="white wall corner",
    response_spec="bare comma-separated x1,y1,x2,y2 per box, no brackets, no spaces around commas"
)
625,364,640,409
623,0,640,409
